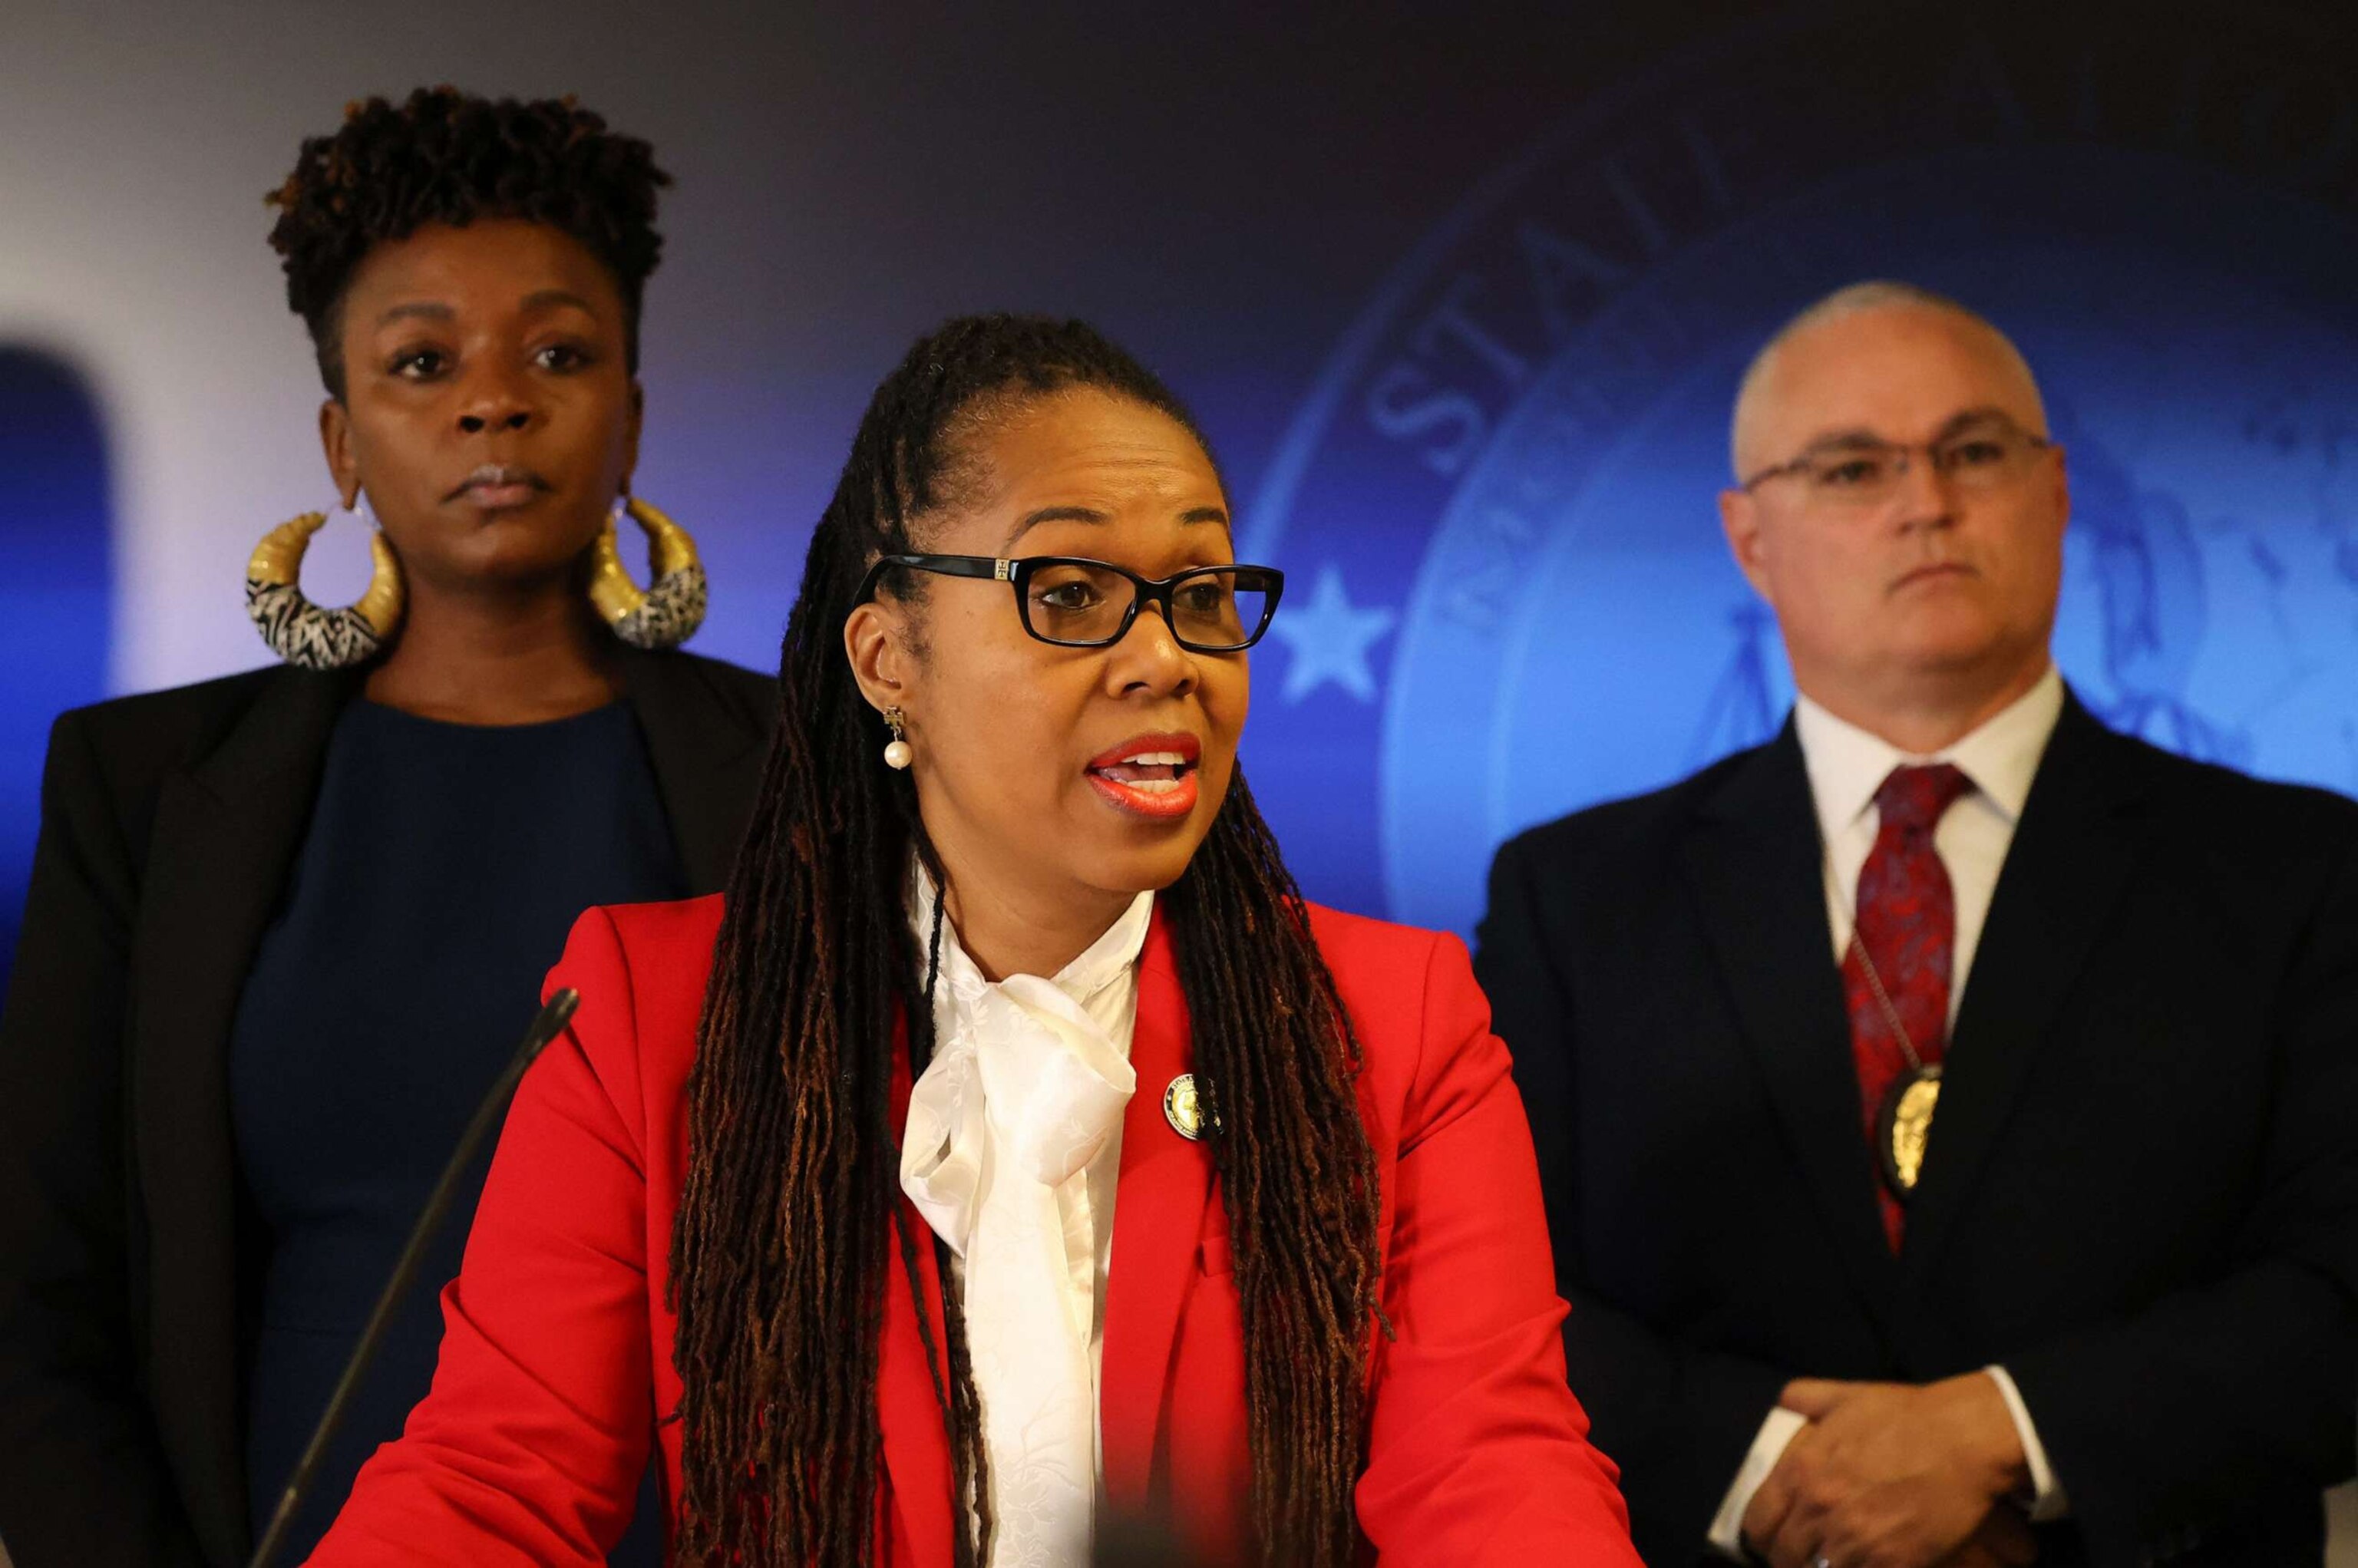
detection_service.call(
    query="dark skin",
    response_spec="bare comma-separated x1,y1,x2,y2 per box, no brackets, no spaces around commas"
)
319,217,643,724
844,390,1247,982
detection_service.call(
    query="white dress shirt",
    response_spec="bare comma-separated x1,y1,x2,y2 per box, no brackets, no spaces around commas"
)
898,867,1154,1568
1707,668,2069,1558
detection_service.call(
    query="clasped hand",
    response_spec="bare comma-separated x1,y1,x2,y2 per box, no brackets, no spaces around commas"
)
1742,1373,2035,1568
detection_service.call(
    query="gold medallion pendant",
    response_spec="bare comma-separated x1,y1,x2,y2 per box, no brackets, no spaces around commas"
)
1875,1065,1941,1200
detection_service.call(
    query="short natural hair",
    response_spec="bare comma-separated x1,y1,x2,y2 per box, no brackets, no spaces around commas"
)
1730,280,2044,476
266,87,670,400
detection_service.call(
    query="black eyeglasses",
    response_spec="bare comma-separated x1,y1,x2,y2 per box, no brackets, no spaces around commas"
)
857,554,1286,652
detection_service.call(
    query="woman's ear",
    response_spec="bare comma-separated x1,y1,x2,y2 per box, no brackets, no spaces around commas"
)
844,599,915,719
319,398,361,510
621,381,645,493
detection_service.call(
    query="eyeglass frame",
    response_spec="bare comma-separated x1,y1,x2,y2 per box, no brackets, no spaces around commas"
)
1739,415,2056,497
854,553,1287,652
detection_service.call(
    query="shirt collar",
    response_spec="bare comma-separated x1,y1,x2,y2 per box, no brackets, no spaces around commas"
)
1792,665,2065,840
907,858,1154,1009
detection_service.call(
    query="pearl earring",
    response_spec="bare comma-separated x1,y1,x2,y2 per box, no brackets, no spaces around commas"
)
882,707,913,770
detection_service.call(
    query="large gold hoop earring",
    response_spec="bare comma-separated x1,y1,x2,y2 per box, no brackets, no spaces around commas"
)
245,506,405,669
587,495,707,651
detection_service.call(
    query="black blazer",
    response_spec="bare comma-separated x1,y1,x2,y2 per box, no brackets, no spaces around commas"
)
0,649,774,1568
1475,693,2358,1567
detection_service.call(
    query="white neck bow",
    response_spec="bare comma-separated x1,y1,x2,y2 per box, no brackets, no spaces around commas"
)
899,869,1151,1566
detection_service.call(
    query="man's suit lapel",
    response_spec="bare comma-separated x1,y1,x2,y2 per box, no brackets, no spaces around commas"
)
1679,725,1903,1322
130,665,356,1566
1900,694,2150,1280
613,649,771,892
1099,912,1214,1510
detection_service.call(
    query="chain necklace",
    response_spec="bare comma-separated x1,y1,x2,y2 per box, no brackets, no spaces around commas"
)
1826,854,1944,1203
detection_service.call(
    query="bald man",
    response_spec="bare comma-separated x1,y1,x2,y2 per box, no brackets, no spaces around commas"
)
1475,282,2358,1567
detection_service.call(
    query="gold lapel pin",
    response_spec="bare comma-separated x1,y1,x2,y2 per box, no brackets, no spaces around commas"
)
1163,1074,1204,1141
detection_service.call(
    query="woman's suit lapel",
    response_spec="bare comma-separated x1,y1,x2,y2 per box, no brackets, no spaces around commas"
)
878,1019,959,1565
131,651,764,1565
132,665,357,1566
611,648,772,890
1098,913,1214,1508
870,910,1214,1565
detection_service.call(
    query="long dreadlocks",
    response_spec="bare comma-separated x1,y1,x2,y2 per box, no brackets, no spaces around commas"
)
667,315,1384,1566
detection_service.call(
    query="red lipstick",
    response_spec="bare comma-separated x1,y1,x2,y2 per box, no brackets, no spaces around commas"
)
1084,731,1201,821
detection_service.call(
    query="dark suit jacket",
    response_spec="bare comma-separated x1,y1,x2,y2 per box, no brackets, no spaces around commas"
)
0,649,774,1568
1475,694,2358,1567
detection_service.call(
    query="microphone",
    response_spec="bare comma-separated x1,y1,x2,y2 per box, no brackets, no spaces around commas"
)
246,987,582,1568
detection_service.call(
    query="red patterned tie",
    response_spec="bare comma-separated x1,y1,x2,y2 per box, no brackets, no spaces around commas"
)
1844,763,1974,1250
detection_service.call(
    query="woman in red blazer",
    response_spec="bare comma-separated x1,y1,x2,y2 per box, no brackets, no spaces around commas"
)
309,316,1636,1567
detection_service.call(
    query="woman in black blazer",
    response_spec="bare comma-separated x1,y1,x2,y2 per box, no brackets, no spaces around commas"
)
0,90,772,1568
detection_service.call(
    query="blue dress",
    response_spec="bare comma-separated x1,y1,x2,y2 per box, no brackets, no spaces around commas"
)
230,699,683,1563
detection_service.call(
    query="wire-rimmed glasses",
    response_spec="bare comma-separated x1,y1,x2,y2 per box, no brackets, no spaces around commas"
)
1739,414,2056,508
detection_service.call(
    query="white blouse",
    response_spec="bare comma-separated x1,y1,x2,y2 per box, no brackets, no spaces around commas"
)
898,867,1154,1568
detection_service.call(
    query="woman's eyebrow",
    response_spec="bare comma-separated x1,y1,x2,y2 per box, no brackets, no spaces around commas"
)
520,288,601,316
1005,505,1111,547
1002,502,1232,549
376,300,454,328
373,291,601,329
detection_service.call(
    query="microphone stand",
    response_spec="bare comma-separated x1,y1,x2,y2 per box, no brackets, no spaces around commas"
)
246,988,581,1568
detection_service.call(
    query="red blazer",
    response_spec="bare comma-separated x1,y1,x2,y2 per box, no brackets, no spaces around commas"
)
308,895,1636,1566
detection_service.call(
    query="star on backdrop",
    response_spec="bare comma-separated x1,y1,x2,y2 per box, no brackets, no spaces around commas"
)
1269,564,1397,703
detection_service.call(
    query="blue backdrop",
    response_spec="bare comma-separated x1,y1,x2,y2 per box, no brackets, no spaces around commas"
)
4,2,2356,987
0,350,113,979
1240,8,2358,933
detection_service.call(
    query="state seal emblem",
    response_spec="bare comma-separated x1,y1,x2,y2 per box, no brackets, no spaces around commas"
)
1247,8,2358,933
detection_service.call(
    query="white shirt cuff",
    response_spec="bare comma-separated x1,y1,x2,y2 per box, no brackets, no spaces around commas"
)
1707,1407,1808,1560
1984,1365,2068,1521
